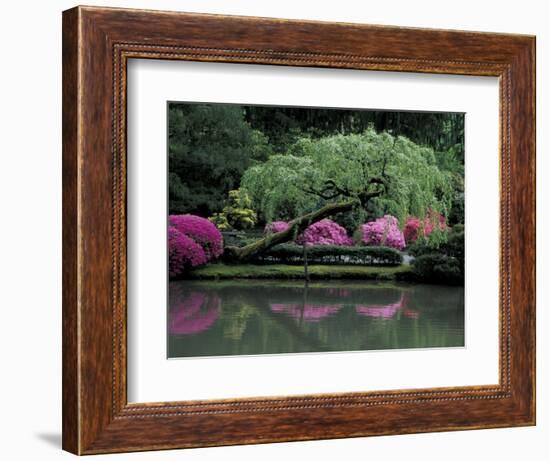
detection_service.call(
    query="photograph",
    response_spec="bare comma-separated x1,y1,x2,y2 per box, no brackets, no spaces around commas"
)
167,102,466,358
0,0,540,457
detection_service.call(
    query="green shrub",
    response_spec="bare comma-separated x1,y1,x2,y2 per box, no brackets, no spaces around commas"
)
209,189,257,231
247,244,403,266
409,225,464,259
412,254,463,285
409,224,464,285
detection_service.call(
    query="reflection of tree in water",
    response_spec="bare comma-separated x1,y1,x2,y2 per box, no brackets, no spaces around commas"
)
168,287,221,336
221,303,256,341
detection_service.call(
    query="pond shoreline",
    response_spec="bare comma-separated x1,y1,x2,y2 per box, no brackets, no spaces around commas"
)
185,263,413,282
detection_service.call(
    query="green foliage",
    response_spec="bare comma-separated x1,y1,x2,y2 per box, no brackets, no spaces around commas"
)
409,224,464,260
248,244,403,266
219,229,264,248
187,263,412,281
168,103,271,216
241,129,453,226
209,189,257,231
411,224,464,285
412,254,463,285
244,106,464,159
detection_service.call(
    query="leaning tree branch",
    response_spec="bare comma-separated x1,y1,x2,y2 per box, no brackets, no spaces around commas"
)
223,199,358,261
224,176,388,262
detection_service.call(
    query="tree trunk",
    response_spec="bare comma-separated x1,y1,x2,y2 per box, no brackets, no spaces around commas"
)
303,242,310,283
223,199,356,261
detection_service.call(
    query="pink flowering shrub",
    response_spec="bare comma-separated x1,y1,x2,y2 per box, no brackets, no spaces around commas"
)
403,217,421,243
423,210,447,236
404,210,447,243
360,215,406,250
168,214,224,278
264,221,290,234
170,214,224,260
168,227,208,278
297,219,353,246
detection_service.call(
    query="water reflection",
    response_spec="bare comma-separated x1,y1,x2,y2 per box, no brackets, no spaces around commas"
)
356,294,419,319
168,280,464,358
270,303,343,322
168,289,220,336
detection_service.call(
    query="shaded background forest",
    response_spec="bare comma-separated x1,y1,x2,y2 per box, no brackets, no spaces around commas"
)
168,102,464,225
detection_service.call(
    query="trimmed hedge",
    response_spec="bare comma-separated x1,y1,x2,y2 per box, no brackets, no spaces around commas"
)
247,244,403,267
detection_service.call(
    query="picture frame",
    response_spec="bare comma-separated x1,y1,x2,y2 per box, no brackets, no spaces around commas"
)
62,5,535,455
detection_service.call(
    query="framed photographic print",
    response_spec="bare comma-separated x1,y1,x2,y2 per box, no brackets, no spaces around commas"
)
62,5,535,455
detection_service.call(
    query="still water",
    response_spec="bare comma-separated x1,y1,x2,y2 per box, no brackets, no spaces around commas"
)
168,280,464,358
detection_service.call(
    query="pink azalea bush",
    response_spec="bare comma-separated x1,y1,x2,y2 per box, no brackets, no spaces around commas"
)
168,226,207,278
403,217,422,244
360,215,406,250
297,219,353,246
264,219,352,246
169,214,224,259
403,210,447,243
264,221,290,234
168,214,223,278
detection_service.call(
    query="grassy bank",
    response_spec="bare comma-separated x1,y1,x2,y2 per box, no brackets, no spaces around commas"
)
187,263,413,281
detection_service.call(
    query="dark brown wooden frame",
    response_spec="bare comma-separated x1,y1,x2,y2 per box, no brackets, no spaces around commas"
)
62,5,536,455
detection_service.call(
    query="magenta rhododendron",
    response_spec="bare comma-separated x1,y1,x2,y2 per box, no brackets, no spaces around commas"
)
404,210,447,243
403,217,421,243
169,214,224,260
297,219,353,246
264,221,290,234
168,214,224,278
360,215,406,250
168,226,208,278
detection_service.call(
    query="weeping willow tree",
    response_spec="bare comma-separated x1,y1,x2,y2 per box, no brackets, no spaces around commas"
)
224,129,453,261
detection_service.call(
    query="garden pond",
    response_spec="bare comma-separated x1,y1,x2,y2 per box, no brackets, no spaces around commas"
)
168,280,464,358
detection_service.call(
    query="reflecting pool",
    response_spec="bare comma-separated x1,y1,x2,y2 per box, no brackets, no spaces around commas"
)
168,280,464,358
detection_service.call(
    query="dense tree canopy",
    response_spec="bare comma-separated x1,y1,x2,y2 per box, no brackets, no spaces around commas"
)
169,103,271,216
244,106,464,160
221,129,453,260
168,103,464,221
242,129,453,226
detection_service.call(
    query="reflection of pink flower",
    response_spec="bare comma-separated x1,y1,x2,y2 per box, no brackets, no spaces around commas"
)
169,291,220,335
403,309,420,319
270,303,342,322
355,294,418,319
356,302,401,319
